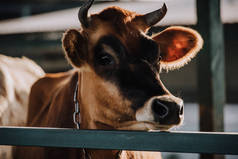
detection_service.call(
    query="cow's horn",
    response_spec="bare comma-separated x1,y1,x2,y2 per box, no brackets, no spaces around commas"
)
143,3,167,26
78,0,94,28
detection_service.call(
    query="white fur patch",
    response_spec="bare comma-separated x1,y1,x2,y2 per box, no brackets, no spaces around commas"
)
0,54,44,126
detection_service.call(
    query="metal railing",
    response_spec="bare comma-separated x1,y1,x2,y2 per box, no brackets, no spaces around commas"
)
0,126,238,155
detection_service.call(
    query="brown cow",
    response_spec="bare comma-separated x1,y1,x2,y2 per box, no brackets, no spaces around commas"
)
14,0,203,159
0,54,44,159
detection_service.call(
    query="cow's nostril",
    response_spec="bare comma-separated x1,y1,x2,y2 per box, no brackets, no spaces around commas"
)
179,105,184,116
152,99,169,118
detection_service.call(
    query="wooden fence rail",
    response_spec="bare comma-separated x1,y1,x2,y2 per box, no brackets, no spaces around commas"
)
0,127,238,155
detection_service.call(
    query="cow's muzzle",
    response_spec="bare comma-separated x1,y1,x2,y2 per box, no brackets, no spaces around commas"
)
135,95,184,129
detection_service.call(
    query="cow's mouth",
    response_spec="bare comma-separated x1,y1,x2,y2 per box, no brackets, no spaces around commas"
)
116,121,180,131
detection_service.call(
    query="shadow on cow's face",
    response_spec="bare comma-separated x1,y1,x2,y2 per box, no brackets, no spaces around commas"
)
62,6,203,131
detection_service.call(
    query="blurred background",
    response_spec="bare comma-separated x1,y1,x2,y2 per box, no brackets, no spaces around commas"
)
0,0,237,159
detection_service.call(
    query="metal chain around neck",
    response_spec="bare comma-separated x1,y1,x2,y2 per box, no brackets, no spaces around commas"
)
73,80,81,129
73,78,91,159
72,77,120,159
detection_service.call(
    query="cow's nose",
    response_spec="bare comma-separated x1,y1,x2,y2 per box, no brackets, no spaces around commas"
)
135,96,184,127
152,99,169,119
151,98,184,124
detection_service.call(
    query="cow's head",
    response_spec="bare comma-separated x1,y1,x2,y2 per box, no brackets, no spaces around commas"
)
62,0,203,131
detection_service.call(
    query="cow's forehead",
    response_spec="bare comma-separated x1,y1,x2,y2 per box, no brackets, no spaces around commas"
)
86,8,156,58
92,6,137,26
88,7,144,43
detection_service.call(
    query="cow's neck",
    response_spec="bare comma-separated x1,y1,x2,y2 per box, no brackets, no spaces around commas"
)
77,71,161,159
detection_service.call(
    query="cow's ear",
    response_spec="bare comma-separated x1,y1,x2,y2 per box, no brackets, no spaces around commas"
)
62,29,87,68
152,26,203,70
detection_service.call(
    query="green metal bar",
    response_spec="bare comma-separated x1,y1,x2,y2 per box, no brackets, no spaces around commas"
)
197,0,226,158
0,127,238,155
197,0,225,131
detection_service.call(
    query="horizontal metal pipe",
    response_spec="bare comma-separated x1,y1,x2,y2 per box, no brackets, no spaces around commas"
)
0,126,238,155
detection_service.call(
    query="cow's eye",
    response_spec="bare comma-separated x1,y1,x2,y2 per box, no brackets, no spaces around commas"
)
97,53,115,66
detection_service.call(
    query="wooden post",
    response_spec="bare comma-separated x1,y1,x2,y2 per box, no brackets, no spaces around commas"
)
196,0,226,159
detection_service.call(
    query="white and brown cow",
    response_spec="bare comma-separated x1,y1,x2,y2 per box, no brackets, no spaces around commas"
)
0,54,44,159
15,0,203,159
